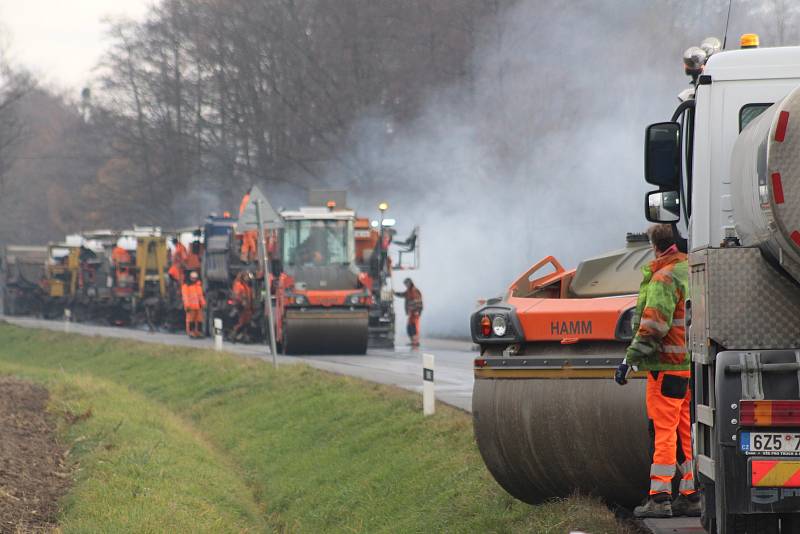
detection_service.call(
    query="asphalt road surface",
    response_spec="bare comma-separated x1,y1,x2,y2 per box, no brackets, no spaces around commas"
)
2,316,704,533
2,316,475,411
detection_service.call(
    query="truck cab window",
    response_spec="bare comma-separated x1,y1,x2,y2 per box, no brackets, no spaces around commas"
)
740,103,772,131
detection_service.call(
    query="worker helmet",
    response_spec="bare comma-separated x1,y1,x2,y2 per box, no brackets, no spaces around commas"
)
244,271,254,280
189,271,199,281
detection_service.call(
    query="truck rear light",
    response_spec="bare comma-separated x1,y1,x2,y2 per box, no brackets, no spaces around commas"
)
740,400,800,427
480,315,491,336
474,358,487,368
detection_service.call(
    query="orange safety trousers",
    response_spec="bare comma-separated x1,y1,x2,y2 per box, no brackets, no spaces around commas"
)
185,309,203,335
241,231,258,262
646,370,695,496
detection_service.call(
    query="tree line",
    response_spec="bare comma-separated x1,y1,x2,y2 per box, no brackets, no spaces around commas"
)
1,0,798,247
0,0,511,245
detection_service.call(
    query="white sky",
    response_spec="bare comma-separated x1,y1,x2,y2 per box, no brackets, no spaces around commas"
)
0,0,150,93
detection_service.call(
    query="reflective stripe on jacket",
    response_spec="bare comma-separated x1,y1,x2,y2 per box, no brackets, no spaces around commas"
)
625,250,689,371
181,281,206,310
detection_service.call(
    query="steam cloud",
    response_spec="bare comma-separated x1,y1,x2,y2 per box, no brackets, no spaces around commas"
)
327,0,800,337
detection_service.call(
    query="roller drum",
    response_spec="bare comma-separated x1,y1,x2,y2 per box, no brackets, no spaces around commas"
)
283,309,369,355
472,377,650,507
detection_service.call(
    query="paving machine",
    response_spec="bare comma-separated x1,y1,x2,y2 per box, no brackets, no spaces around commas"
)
470,234,654,507
644,36,800,532
201,213,251,337
41,242,82,319
38,229,171,325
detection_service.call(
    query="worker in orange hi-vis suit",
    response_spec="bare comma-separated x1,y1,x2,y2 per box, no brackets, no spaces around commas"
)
231,271,255,341
239,190,251,217
240,230,258,263
181,271,206,338
615,224,695,519
182,242,202,281
168,237,188,282
111,243,132,284
394,278,423,348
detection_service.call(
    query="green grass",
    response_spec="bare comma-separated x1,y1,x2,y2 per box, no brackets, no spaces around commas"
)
0,323,631,533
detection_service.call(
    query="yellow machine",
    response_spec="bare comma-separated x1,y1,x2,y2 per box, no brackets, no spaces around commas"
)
45,244,80,299
134,235,168,298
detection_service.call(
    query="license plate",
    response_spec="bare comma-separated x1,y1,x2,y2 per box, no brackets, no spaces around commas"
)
741,432,800,456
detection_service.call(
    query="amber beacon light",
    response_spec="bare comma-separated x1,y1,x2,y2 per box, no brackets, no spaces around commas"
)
740,33,760,49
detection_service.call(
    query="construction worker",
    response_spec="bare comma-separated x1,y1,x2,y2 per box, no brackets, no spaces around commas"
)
615,224,696,518
183,242,202,281
111,242,132,285
168,237,188,282
181,271,206,338
394,278,422,348
241,230,258,263
231,271,255,341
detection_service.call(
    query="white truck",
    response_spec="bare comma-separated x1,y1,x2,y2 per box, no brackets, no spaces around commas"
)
645,35,800,532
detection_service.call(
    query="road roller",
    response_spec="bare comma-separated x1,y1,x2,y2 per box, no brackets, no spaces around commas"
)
273,191,411,354
471,235,654,507
642,36,800,532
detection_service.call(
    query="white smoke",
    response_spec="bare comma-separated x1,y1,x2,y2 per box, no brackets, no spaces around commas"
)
315,0,800,337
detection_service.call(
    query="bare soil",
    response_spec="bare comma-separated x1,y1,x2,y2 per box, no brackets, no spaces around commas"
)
0,378,70,533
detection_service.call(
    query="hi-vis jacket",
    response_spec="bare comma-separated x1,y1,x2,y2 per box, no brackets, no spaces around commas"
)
625,249,689,371
181,281,206,310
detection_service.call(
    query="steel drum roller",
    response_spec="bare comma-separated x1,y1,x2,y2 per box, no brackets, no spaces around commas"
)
472,376,651,507
283,309,369,354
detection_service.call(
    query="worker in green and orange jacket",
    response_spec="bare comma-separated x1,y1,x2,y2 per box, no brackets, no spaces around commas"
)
615,224,697,519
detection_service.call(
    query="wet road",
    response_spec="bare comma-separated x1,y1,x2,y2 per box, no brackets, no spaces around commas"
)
2,316,475,411
3,316,703,533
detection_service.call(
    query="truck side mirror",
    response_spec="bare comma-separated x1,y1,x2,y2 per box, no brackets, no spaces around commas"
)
645,122,681,188
645,190,680,223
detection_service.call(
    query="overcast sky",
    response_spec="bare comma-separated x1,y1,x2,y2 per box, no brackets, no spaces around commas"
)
0,0,149,94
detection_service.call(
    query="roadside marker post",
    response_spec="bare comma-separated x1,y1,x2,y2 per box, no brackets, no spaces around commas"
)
214,318,223,351
423,353,435,416
64,309,71,333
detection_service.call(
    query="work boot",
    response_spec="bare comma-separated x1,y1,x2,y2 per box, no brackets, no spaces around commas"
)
671,493,701,517
633,493,672,518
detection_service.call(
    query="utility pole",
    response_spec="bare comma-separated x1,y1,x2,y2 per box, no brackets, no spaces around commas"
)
256,200,279,367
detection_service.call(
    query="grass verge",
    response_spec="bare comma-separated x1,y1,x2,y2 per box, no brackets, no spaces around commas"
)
0,323,631,533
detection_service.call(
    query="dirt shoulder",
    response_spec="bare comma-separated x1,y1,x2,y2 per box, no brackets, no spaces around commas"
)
0,377,70,533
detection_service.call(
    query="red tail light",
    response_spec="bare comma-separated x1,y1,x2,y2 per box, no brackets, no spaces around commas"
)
480,315,491,336
740,400,800,427
474,358,487,368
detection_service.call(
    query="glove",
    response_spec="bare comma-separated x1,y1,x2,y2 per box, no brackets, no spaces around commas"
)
615,363,630,386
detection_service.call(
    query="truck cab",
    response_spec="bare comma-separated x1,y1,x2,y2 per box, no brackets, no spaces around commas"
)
645,39,800,532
